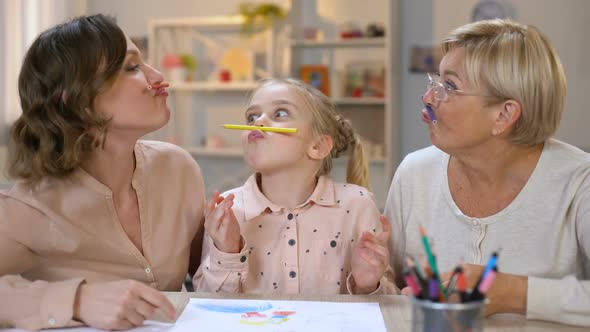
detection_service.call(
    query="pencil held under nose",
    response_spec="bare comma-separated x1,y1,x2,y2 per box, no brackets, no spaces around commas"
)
222,124,298,133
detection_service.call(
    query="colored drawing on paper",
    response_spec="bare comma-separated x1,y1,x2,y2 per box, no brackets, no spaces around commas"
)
174,298,387,332
239,310,296,326
192,301,297,326
193,301,273,313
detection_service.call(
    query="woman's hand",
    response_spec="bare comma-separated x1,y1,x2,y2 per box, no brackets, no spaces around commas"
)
204,192,241,254
441,263,528,316
400,286,413,296
351,215,392,294
73,280,176,330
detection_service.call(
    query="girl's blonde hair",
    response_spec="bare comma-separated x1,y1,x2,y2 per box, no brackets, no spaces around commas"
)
250,78,369,188
441,19,566,145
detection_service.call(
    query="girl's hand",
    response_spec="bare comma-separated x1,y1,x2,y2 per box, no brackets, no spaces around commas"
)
441,263,528,316
351,215,392,293
204,192,241,254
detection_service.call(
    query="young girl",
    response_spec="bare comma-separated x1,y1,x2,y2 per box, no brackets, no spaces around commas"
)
193,78,396,295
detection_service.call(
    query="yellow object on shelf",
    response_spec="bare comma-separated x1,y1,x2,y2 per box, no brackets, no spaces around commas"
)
222,124,297,133
219,48,254,81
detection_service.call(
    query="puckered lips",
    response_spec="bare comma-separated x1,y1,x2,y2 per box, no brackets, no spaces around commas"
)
421,108,432,123
154,86,168,97
248,130,265,142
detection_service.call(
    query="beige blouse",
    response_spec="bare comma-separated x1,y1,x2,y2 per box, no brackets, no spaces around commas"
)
0,141,206,330
194,174,397,295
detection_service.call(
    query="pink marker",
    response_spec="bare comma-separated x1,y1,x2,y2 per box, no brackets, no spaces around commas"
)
478,266,497,294
403,267,422,297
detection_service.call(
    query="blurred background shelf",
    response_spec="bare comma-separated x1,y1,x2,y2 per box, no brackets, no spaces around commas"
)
183,145,387,164
290,38,386,49
169,81,258,92
332,97,385,106
147,0,397,208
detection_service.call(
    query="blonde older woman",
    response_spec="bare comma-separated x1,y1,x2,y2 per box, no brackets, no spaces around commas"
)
386,19,589,326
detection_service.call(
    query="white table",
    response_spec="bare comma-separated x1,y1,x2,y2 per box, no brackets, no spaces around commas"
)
3,292,588,331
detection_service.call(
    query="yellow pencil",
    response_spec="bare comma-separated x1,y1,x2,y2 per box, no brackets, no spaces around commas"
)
221,124,297,133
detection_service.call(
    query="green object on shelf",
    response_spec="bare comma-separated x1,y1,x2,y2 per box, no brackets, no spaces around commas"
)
238,2,286,36
180,54,197,71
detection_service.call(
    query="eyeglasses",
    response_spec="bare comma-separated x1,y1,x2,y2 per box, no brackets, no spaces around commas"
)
426,73,489,102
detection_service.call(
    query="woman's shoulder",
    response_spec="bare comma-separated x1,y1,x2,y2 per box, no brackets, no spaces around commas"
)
0,187,48,230
135,141,205,190
544,139,590,165
400,145,446,168
136,140,201,171
136,140,192,160
393,145,447,182
0,176,67,209
536,139,590,177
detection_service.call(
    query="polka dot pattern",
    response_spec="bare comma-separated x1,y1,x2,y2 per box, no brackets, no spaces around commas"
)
198,175,388,295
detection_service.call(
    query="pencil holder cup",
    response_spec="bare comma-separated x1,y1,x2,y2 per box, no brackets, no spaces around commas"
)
410,297,485,332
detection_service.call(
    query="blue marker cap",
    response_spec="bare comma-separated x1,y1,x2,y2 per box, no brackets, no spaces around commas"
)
426,105,437,124
482,252,498,277
420,95,437,124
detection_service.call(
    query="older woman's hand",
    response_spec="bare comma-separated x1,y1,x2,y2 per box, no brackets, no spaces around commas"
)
441,263,528,316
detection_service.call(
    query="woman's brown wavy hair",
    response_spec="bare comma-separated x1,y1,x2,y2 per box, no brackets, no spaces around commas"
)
7,14,126,183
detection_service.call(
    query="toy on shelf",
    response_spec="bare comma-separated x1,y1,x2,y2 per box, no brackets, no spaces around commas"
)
219,48,254,82
338,22,363,39
366,22,385,37
162,53,197,82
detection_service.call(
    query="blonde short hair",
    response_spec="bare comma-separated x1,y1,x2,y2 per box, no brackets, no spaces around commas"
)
249,78,370,188
441,19,566,146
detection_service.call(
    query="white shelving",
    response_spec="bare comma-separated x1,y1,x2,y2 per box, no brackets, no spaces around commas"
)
169,81,258,92
290,37,386,49
147,15,275,157
147,0,399,206
148,15,246,29
288,35,389,159
183,145,387,164
333,97,385,106
146,15,277,195
285,0,396,207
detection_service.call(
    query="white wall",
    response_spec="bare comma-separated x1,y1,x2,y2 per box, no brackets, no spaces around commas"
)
0,0,87,144
0,2,6,143
512,0,589,150
400,0,590,157
400,0,434,156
